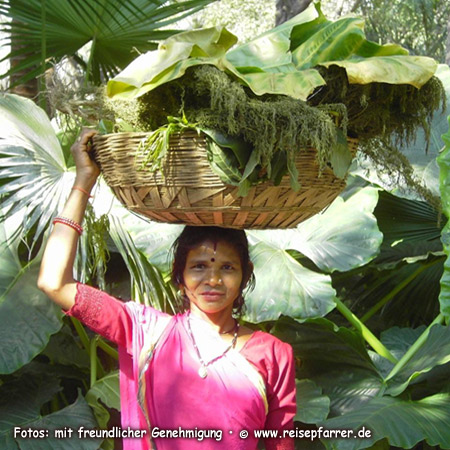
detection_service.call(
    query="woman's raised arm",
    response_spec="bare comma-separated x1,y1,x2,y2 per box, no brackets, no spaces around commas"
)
37,128,100,310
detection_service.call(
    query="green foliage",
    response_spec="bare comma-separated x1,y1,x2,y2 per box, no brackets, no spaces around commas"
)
0,363,101,449
0,0,215,86
274,318,450,449
438,117,450,320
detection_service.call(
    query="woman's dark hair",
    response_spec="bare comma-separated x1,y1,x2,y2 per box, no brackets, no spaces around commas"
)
171,226,255,316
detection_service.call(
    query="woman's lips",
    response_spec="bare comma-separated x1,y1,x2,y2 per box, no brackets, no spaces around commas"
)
201,291,224,300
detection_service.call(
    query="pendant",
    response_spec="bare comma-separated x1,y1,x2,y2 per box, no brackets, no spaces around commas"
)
198,366,208,378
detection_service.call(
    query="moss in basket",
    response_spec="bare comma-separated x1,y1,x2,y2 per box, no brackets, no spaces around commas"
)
105,65,349,192
311,65,445,148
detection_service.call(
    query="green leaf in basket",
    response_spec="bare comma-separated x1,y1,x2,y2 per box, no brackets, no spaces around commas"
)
329,129,353,178
205,139,242,185
270,151,288,186
201,128,251,168
287,153,301,191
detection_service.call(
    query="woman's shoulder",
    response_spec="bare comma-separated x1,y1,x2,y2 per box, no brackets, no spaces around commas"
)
246,329,293,352
241,329,294,370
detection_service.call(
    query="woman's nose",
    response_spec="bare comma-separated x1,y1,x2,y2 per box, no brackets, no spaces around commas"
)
206,269,222,285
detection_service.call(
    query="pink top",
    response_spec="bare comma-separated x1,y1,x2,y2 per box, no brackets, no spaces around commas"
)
67,283,296,450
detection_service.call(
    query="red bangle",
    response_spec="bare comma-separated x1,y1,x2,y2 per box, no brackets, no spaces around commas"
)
72,186,93,198
52,217,83,235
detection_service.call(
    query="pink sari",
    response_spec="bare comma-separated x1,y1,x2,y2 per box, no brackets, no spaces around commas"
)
68,284,295,450
120,303,268,449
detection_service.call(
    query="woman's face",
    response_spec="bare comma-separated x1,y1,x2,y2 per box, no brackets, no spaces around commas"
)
182,240,244,316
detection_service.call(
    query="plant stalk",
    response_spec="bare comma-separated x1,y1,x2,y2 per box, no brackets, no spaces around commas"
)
70,316,91,354
90,336,98,387
97,338,119,360
334,298,397,363
385,313,445,381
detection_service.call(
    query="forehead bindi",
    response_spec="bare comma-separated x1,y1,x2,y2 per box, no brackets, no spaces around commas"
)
187,240,241,265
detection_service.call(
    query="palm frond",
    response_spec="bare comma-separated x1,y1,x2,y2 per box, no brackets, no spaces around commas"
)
0,93,71,248
1,0,216,84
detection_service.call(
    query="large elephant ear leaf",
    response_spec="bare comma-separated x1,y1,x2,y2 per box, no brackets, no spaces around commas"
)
0,94,73,246
0,212,62,374
248,185,382,273
244,240,336,323
320,393,450,450
293,185,382,272
273,317,383,417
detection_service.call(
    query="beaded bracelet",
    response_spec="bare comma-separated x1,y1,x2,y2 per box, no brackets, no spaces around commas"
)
52,217,83,235
72,186,93,198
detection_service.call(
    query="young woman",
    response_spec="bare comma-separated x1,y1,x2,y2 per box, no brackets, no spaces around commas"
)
38,129,296,450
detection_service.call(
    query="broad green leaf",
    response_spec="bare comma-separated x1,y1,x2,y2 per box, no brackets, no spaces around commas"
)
244,242,336,322
226,2,321,70
273,317,382,416
294,185,382,272
0,229,62,374
292,17,367,69
14,395,101,450
42,325,90,370
0,369,62,434
380,326,426,361
329,130,353,178
438,116,450,320
107,26,238,98
205,140,244,185
385,324,450,396
321,55,438,88
295,379,330,424
86,370,120,430
248,186,382,273
235,68,325,100
321,393,450,450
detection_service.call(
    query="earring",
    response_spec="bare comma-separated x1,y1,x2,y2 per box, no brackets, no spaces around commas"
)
180,287,185,296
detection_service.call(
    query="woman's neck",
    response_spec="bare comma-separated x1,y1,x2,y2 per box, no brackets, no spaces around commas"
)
189,304,236,334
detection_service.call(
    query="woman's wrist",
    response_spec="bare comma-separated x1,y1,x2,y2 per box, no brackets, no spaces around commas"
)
73,174,98,193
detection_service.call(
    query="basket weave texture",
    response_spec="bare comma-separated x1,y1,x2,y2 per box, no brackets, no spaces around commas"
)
92,131,358,229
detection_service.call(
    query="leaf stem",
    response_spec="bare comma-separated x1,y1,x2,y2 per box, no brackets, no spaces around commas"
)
97,338,119,360
334,297,397,363
90,336,98,387
70,316,91,353
385,313,445,381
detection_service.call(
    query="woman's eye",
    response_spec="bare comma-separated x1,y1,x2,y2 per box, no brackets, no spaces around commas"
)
222,265,234,271
192,263,206,269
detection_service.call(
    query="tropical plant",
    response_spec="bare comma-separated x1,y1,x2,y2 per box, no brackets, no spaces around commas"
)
0,0,216,108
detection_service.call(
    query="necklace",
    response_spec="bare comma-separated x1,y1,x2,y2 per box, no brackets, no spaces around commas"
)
186,313,239,379
219,319,237,334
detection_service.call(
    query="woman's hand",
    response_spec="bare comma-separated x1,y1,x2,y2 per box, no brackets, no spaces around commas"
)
71,128,100,189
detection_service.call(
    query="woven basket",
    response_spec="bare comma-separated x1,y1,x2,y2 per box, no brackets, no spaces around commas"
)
92,130,357,229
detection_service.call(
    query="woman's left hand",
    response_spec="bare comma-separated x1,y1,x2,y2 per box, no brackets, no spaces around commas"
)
71,128,100,189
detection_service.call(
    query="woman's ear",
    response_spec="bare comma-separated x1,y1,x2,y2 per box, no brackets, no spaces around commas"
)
179,285,185,296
